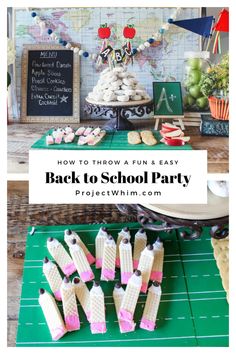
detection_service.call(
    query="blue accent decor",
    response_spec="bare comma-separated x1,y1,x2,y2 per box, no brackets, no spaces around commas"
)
83,51,89,57
168,18,174,23
159,28,165,34
31,12,37,17
47,29,53,35
59,38,64,44
170,16,214,38
62,41,67,46
132,48,137,55
148,38,154,44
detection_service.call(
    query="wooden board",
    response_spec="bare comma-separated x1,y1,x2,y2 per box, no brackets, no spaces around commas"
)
21,45,80,123
16,222,228,347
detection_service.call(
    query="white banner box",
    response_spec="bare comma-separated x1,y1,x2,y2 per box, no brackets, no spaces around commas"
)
29,150,207,204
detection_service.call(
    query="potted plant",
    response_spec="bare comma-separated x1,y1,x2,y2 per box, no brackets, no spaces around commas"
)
200,53,229,120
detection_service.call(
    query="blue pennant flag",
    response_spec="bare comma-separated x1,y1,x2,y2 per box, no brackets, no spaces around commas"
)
169,16,214,38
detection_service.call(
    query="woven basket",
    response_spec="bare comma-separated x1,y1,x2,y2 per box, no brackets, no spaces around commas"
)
208,96,229,120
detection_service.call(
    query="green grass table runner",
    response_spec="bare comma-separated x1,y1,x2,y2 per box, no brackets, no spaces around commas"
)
31,131,192,151
16,222,228,347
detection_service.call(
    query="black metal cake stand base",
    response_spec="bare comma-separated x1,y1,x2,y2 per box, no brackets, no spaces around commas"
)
84,99,153,131
116,204,229,240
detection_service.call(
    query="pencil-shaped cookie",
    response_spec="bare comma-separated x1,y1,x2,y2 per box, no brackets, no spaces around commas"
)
95,227,108,268
140,281,162,331
151,237,164,283
116,227,131,267
119,270,142,323
137,245,154,293
113,282,135,333
101,235,116,281
60,277,80,331
90,281,107,334
47,237,76,276
69,239,94,282
64,229,95,265
43,256,63,301
133,228,147,269
38,288,67,341
119,238,133,284
73,277,91,321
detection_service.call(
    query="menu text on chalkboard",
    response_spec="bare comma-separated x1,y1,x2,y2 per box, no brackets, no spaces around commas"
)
27,50,73,116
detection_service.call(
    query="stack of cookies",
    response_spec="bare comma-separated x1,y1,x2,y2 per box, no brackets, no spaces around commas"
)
87,66,150,103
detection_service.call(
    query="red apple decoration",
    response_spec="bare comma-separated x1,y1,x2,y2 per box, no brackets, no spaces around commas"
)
159,122,190,146
164,137,185,146
123,24,136,39
98,23,111,39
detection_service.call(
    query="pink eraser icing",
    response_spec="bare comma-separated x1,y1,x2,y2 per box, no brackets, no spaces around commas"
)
90,322,107,334
54,289,62,301
86,253,95,265
141,282,148,294
96,258,102,268
140,318,155,331
120,320,136,333
81,270,94,282
133,259,139,269
63,262,76,276
121,272,132,285
65,314,80,331
150,270,163,283
118,308,133,322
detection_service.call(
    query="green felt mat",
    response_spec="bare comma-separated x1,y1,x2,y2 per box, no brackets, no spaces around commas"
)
31,130,192,150
16,223,228,347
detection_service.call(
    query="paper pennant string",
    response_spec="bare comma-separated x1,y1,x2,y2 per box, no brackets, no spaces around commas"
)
169,16,214,38
213,9,229,32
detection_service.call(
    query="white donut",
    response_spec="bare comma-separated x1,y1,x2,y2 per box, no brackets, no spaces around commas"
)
124,89,136,96
114,89,127,96
113,66,125,73
101,68,111,75
121,84,133,91
129,78,138,85
117,95,130,102
143,94,151,100
131,94,142,101
111,79,122,87
118,72,129,78
103,92,116,102
135,89,146,96
123,78,133,86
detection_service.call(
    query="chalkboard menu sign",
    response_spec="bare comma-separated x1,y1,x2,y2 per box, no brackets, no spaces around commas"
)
21,45,80,123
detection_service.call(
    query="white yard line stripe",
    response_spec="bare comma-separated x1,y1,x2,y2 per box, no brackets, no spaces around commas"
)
16,334,228,345
20,289,225,302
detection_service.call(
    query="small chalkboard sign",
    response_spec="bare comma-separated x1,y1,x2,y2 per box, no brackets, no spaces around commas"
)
21,45,80,123
153,82,184,130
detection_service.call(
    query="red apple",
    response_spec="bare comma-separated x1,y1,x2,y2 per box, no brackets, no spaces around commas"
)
98,24,111,39
164,137,185,146
162,123,179,132
123,25,136,39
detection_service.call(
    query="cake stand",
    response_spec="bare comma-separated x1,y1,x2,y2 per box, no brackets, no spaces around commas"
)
84,97,153,130
117,190,229,240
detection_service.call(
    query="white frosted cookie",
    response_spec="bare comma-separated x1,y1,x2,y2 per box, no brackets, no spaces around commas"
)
131,95,142,101
117,95,130,102
125,89,136,96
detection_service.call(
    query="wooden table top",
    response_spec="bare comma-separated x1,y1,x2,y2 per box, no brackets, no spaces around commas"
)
8,120,228,173
7,181,135,346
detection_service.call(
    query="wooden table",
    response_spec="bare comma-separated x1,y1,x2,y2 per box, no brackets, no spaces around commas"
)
7,181,136,346
8,121,229,173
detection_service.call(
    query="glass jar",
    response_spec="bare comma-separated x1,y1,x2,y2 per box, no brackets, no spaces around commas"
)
183,51,211,112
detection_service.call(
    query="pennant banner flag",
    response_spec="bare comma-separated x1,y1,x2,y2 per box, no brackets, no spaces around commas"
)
213,9,229,32
169,16,214,38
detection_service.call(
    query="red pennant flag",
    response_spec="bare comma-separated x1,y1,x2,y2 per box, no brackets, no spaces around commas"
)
213,9,229,32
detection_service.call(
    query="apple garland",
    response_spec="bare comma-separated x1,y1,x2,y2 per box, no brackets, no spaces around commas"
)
29,8,182,65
